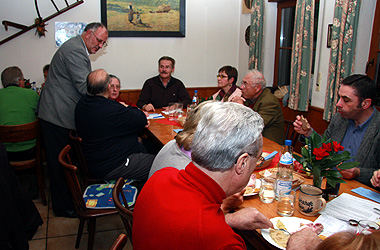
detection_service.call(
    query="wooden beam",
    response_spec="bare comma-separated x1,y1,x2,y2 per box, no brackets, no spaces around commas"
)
0,0,84,46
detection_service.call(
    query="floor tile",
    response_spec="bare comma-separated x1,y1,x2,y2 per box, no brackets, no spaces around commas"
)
32,220,47,240
29,238,46,250
47,216,80,237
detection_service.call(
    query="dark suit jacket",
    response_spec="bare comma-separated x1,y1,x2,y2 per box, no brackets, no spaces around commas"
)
38,35,90,130
325,109,380,186
250,88,285,145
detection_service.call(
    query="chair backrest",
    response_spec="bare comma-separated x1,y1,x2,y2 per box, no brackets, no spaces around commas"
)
284,119,299,148
0,120,41,170
69,130,100,185
58,145,87,214
109,234,128,250
112,177,134,245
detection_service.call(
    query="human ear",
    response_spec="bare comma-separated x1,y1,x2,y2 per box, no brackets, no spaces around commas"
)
235,153,249,175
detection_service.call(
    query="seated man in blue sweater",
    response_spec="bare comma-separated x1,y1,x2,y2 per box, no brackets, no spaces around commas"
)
75,69,154,181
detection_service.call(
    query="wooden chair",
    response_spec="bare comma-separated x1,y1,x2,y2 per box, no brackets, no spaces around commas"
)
109,234,128,250
58,145,118,250
284,119,299,148
0,120,47,205
112,177,134,245
69,130,103,185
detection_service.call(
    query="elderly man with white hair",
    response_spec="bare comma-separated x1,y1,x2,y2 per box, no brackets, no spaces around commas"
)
133,101,272,249
232,69,285,145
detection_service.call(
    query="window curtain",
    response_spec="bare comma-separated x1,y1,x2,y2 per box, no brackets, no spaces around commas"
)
249,0,265,71
288,0,315,112
323,0,361,121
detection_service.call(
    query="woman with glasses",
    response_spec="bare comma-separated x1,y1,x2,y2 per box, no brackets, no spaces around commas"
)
209,65,242,102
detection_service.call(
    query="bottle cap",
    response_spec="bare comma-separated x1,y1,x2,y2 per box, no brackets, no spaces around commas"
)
194,90,198,93
285,140,292,146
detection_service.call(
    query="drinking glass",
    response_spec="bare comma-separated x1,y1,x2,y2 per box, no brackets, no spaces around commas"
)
259,177,276,203
277,190,295,216
358,220,380,235
168,102,177,121
176,102,184,118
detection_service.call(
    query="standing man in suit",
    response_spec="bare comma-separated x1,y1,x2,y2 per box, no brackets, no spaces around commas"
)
38,22,108,218
232,69,285,145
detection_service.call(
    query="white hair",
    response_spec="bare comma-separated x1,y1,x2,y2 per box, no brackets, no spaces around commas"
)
191,102,264,172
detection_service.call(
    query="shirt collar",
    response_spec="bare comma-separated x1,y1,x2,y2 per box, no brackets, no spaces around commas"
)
80,36,90,56
349,108,375,130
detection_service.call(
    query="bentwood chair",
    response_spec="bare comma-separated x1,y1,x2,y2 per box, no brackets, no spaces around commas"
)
109,234,128,250
112,177,134,245
284,119,299,148
59,145,118,250
69,130,103,186
0,119,47,205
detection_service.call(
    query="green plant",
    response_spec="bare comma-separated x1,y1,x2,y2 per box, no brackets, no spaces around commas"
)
293,131,360,187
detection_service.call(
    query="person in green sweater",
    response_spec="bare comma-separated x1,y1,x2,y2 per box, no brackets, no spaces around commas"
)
0,66,39,160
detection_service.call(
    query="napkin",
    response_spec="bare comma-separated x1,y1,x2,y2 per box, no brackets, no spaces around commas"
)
351,187,380,203
147,113,164,119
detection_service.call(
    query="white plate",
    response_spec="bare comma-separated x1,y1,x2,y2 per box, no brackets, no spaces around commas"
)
243,179,261,197
261,217,313,250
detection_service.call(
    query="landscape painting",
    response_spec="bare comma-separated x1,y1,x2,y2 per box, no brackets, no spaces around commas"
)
101,0,185,37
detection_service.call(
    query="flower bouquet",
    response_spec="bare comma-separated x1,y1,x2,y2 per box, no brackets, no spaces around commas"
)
293,131,360,188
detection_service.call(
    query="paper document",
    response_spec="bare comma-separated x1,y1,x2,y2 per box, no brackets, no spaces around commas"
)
147,113,164,119
314,193,380,236
319,193,379,222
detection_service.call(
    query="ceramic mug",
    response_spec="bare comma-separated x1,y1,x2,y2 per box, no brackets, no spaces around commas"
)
298,184,326,216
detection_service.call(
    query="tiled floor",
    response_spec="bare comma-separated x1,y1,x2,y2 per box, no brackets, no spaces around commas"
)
28,180,133,250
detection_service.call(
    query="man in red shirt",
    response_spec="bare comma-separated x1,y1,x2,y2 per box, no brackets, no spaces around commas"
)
133,102,271,249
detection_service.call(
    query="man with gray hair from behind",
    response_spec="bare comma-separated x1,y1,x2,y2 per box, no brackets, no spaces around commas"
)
133,101,273,249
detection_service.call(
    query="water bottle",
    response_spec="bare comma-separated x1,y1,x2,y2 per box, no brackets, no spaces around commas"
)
275,140,294,200
192,90,198,106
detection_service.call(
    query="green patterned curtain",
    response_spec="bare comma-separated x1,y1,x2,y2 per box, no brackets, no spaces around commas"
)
288,0,315,112
323,0,361,121
249,0,265,71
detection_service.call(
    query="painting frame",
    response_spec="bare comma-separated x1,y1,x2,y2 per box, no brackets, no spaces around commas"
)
101,0,186,37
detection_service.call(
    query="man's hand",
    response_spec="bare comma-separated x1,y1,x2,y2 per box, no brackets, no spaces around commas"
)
221,189,245,214
231,96,245,105
143,103,155,112
162,106,169,111
339,167,360,179
286,228,321,250
293,115,313,137
224,207,273,230
371,169,380,187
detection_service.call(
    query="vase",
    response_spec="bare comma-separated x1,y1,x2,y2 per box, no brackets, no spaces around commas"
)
313,175,323,188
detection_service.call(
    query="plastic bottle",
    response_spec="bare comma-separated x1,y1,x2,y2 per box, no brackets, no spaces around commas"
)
275,139,294,199
192,90,199,105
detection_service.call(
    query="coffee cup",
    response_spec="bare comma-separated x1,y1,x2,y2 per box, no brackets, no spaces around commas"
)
298,184,326,216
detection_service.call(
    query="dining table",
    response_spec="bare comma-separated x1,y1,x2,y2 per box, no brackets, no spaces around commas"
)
145,109,380,250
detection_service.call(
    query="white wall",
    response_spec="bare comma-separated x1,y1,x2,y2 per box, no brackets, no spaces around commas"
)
0,0,246,89
0,0,375,109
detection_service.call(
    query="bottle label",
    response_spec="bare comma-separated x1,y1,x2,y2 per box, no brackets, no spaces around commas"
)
280,152,293,165
276,180,292,198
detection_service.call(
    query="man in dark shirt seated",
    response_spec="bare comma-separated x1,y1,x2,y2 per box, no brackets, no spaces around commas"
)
75,69,155,181
137,56,192,112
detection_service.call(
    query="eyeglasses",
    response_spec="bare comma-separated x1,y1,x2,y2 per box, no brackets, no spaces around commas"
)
217,74,229,79
91,31,108,47
234,152,260,164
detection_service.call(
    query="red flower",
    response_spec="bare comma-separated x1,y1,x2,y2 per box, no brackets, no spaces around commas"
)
322,143,332,152
313,147,329,160
333,141,344,152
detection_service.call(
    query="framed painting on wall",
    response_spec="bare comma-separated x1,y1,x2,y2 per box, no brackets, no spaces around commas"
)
101,0,185,37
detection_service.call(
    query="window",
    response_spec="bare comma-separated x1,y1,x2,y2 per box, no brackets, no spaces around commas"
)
272,0,319,87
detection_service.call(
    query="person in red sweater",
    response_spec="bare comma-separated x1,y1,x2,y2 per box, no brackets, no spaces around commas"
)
133,102,272,249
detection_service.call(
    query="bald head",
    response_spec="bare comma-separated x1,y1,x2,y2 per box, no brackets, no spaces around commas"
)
86,69,110,96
